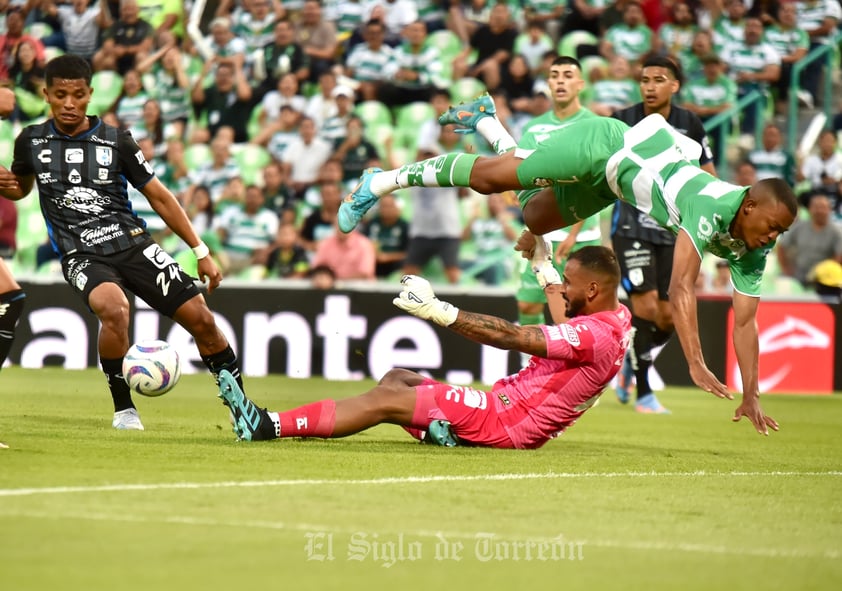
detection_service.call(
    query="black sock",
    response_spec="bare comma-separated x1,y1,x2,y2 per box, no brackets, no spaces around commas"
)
0,289,25,371
101,357,135,412
652,327,674,348
201,345,244,392
630,317,657,400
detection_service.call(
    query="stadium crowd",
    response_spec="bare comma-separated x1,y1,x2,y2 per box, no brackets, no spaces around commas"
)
1,0,842,299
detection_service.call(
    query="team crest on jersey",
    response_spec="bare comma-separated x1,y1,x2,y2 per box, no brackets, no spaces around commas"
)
96,147,113,166
65,148,84,163
98,168,109,180
533,177,553,187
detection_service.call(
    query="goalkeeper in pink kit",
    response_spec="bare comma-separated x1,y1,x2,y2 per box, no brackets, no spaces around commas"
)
217,245,631,448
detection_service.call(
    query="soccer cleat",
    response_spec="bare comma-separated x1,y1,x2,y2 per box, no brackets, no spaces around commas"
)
217,370,279,441
422,420,462,447
112,408,145,430
0,441,8,449
615,351,634,404
438,93,496,134
635,393,671,415
338,167,383,233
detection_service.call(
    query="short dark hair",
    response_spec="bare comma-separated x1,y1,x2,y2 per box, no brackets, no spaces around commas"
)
45,54,92,87
642,54,683,85
568,246,621,285
552,55,583,71
757,178,798,218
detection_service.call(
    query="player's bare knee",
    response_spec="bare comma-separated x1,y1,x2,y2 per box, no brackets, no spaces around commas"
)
378,368,416,387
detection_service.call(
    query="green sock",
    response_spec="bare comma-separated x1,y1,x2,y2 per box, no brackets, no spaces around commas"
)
518,312,544,326
397,153,479,188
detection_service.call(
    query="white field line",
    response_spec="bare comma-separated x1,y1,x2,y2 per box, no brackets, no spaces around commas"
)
0,470,840,498
0,508,838,561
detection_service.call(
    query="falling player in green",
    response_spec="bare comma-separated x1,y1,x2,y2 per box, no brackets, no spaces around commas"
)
338,92,798,437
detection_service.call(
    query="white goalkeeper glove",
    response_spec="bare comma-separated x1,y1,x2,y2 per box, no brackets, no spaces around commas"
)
531,235,561,289
392,275,459,327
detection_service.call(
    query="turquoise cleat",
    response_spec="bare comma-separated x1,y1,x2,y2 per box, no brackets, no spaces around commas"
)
437,93,496,134
338,167,383,233
635,393,671,415
422,420,462,447
217,370,278,441
615,350,634,404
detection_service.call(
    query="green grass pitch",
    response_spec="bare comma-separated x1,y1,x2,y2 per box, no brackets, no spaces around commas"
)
1,367,840,591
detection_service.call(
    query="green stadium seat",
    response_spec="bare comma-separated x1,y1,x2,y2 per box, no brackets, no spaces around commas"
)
231,144,272,185
89,70,124,116
449,77,486,104
354,100,393,128
363,122,394,160
558,30,599,59
394,101,435,151
183,143,212,171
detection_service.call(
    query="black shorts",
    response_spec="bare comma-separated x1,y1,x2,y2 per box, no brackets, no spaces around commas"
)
62,239,202,317
405,237,461,270
612,235,674,300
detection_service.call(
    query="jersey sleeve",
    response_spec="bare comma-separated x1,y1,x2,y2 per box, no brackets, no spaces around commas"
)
686,114,714,166
10,127,34,177
540,320,597,363
117,129,155,190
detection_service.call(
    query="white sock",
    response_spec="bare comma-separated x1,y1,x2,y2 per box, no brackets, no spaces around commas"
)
370,170,402,195
476,117,517,155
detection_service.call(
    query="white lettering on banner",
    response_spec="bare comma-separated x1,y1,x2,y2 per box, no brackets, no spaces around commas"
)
731,315,832,392
19,309,89,368
15,292,513,382
316,295,367,381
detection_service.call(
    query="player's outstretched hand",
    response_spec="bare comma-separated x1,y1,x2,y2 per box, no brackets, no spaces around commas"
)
514,230,537,259
393,275,459,327
732,397,779,436
688,363,733,400
197,256,223,293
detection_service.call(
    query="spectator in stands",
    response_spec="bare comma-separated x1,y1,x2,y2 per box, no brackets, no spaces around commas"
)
299,180,342,253
461,192,520,286
344,18,395,102
452,2,517,92
378,19,445,108
187,135,241,204
588,55,641,117
191,58,254,143
319,85,355,146
296,0,338,84
264,221,310,279
795,0,839,110
158,138,190,198
733,159,759,186
558,0,606,50
230,0,281,57
499,54,537,122
257,16,310,100
43,0,112,62
112,68,148,129
136,0,182,40
311,222,376,281
680,53,736,164
809,259,842,302
655,1,698,61
679,28,715,82
712,0,747,52
416,89,454,160
183,184,214,238
365,0,419,47
92,0,154,74
701,259,734,295
262,161,296,224
280,115,333,200
259,104,301,159
361,193,409,278
797,129,842,199
305,69,339,130
214,183,280,275
522,1,565,43
5,39,46,123
130,98,166,155
203,16,246,71
764,1,809,115
600,0,653,69
308,263,337,289
333,116,380,183
0,7,46,81
776,193,842,286
136,36,190,141
747,123,796,187
721,16,780,137
259,71,308,127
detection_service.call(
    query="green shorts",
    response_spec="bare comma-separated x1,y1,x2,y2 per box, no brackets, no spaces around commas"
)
515,117,626,227
516,238,604,303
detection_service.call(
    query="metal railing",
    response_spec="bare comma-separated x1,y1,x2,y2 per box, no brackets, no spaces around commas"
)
702,90,766,166
786,38,840,158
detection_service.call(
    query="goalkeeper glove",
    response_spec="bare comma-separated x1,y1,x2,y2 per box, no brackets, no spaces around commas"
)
392,275,459,327
531,235,561,288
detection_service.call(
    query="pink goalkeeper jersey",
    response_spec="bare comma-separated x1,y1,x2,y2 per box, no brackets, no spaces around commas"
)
492,305,631,449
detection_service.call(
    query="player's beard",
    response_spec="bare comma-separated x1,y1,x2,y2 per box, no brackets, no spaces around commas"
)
565,295,586,318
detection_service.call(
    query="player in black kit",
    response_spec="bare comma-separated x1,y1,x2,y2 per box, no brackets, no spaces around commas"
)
0,55,244,431
611,55,717,414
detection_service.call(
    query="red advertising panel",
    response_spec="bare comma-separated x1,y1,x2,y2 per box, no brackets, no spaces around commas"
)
726,302,835,394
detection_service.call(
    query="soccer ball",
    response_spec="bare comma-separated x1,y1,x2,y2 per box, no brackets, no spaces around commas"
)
123,340,182,397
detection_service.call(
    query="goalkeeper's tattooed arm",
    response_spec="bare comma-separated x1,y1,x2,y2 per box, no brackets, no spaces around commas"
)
449,311,548,357
543,284,569,325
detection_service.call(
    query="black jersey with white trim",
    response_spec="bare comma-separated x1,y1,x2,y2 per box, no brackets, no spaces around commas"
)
611,103,714,245
11,116,155,258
